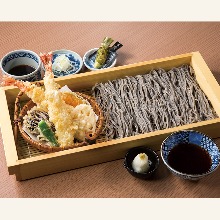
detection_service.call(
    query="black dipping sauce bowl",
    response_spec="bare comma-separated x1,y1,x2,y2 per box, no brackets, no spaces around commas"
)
124,146,160,180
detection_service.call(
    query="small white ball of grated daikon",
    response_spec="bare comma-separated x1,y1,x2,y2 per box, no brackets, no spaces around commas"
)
132,153,150,173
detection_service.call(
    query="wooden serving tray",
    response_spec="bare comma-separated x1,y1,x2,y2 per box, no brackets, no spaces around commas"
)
1,51,220,181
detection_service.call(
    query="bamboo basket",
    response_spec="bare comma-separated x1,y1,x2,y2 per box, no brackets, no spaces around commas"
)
13,82,104,153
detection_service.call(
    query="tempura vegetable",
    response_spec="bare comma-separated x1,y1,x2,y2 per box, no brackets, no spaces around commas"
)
38,120,59,147
2,52,99,148
94,37,114,69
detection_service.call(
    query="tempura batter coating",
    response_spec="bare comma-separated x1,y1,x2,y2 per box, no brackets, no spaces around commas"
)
2,52,98,147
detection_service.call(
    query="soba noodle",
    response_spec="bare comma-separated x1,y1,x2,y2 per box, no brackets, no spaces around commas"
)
92,65,217,140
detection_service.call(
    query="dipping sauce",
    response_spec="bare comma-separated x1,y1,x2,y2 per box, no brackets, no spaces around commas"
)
8,65,36,76
168,143,211,174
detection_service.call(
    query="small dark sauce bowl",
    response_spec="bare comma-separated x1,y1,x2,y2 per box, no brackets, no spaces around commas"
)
161,130,220,181
124,146,159,180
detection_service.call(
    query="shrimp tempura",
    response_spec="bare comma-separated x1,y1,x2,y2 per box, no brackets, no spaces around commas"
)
1,75,48,111
41,52,97,146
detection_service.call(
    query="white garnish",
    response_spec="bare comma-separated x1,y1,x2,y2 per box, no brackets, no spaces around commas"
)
52,54,72,72
59,85,72,93
132,153,149,173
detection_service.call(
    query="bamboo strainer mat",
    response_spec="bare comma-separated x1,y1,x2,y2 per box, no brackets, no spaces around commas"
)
9,88,109,160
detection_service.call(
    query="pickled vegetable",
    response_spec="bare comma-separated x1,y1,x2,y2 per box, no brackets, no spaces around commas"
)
94,37,114,69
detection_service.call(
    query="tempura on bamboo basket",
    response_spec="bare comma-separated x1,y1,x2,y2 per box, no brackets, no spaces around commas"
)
1,52,104,152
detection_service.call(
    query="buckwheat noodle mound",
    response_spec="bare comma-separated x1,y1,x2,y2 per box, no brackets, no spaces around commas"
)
92,65,217,140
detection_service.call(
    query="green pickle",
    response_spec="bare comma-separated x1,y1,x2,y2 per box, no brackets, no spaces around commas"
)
38,120,59,147
94,37,114,69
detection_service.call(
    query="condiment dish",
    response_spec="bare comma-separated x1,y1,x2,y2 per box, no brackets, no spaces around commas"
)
83,48,117,71
0,49,42,82
161,130,220,181
46,49,83,77
124,146,159,180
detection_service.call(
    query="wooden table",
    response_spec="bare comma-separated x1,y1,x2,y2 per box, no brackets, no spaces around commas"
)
1,22,220,198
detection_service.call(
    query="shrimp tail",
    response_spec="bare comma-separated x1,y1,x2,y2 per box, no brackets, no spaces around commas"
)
1,75,30,92
40,52,53,72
